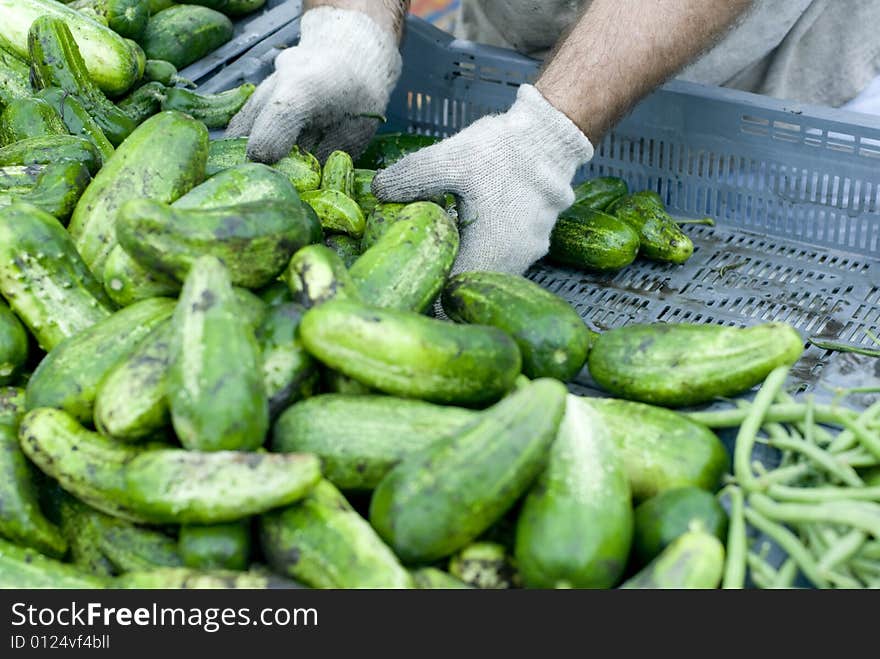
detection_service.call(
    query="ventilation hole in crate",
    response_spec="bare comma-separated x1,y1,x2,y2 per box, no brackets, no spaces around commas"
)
859,136,880,159
741,115,770,137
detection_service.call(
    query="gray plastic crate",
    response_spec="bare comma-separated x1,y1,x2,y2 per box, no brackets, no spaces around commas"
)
198,13,880,404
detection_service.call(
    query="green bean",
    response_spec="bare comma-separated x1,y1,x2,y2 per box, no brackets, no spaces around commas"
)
818,529,867,574
771,559,798,588
747,552,778,588
748,566,775,589
849,557,880,577
856,541,880,561
734,367,791,491
749,493,880,538
687,402,856,429
836,449,879,468
754,464,811,489
767,484,880,503
722,486,747,589
837,415,880,462
743,507,829,588
765,436,863,487
829,400,880,454
825,569,862,589
804,396,816,445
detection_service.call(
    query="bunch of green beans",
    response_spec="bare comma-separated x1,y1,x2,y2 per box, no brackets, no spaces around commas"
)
687,367,880,589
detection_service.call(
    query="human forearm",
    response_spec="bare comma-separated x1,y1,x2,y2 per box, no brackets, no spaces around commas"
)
536,0,753,143
304,0,410,40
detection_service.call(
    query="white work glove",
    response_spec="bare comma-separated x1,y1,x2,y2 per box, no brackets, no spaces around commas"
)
226,7,402,163
372,84,594,276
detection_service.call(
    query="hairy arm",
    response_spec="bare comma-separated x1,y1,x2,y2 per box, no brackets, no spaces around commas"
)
536,0,754,143
304,0,411,40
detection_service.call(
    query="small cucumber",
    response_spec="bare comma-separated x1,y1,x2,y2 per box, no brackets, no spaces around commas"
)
161,84,256,130
141,5,234,69
588,322,804,407
260,479,412,589
0,202,113,352
324,234,362,267
369,379,566,563
173,162,300,209
26,297,176,424
283,244,361,309
579,397,729,501
168,256,268,452
610,191,694,264
442,271,593,381
272,394,477,491
299,300,522,406
321,150,355,197
0,305,28,384
273,146,322,192
620,529,725,589
0,97,68,145
179,521,251,571
361,202,406,251
350,201,458,313
549,207,640,272
515,396,633,588
301,189,366,238
143,59,192,87
19,406,322,524
117,81,166,124
256,303,319,419
633,487,728,566
353,168,378,215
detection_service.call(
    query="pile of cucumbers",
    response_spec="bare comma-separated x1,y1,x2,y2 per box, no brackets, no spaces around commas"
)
0,4,817,590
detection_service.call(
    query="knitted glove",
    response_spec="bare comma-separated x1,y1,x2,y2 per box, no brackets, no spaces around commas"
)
226,7,402,162
372,84,594,276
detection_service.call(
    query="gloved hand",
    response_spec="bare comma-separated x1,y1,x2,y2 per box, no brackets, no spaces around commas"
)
372,84,594,276
226,7,402,163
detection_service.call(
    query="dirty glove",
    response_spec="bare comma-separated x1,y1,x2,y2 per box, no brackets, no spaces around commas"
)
226,6,402,163
372,84,594,276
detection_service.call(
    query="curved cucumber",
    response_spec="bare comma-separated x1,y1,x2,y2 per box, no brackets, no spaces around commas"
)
515,396,633,588
19,407,322,524
369,379,566,563
117,81,165,124
26,297,176,424
161,84,256,129
588,322,804,407
0,202,113,352
299,300,522,406
350,201,458,313
442,271,593,381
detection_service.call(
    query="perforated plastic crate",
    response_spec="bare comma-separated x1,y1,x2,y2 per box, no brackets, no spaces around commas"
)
198,13,880,404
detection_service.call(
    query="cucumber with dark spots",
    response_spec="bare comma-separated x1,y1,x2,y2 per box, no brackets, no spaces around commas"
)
549,207,640,272
361,202,406,251
610,191,694,264
324,234,362,267
103,244,180,307
283,244,361,309
117,81,165,124
19,406,322,524
321,150,355,197
160,84,256,130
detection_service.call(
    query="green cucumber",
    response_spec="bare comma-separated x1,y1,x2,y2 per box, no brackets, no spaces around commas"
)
272,394,477,491
283,244,361,309
321,150,355,197
256,303,319,418
69,111,209,275
148,0,176,14
69,0,150,40
0,537,108,588
369,378,566,563
224,0,266,16
168,256,268,452
35,88,115,163
141,5,234,69
549,207,640,271
179,521,251,571
58,493,116,575
301,189,365,238
571,176,629,211
356,132,440,170
115,567,302,589
272,146,322,192
361,202,406,251
411,567,472,589
353,168,378,215
325,234,362,267
206,136,248,177
103,245,179,307
442,271,594,381
0,387,67,557
320,369,374,396
620,529,725,589
173,162,300,209
260,479,412,589
0,203,113,352
0,135,101,175
0,160,92,221
0,0,141,96
26,297,176,424
0,306,27,384
449,542,520,589
0,47,30,107
515,396,633,588
610,191,694,264
0,97,68,145
28,16,137,146
588,322,804,407
19,406,322,524
579,397,729,501
350,201,458,313
143,59,192,87
633,487,728,566
127,38,146,81
118,197,319,289
161,84,256,130
93,319,173,441
117,81,166,124
299,300,522,406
